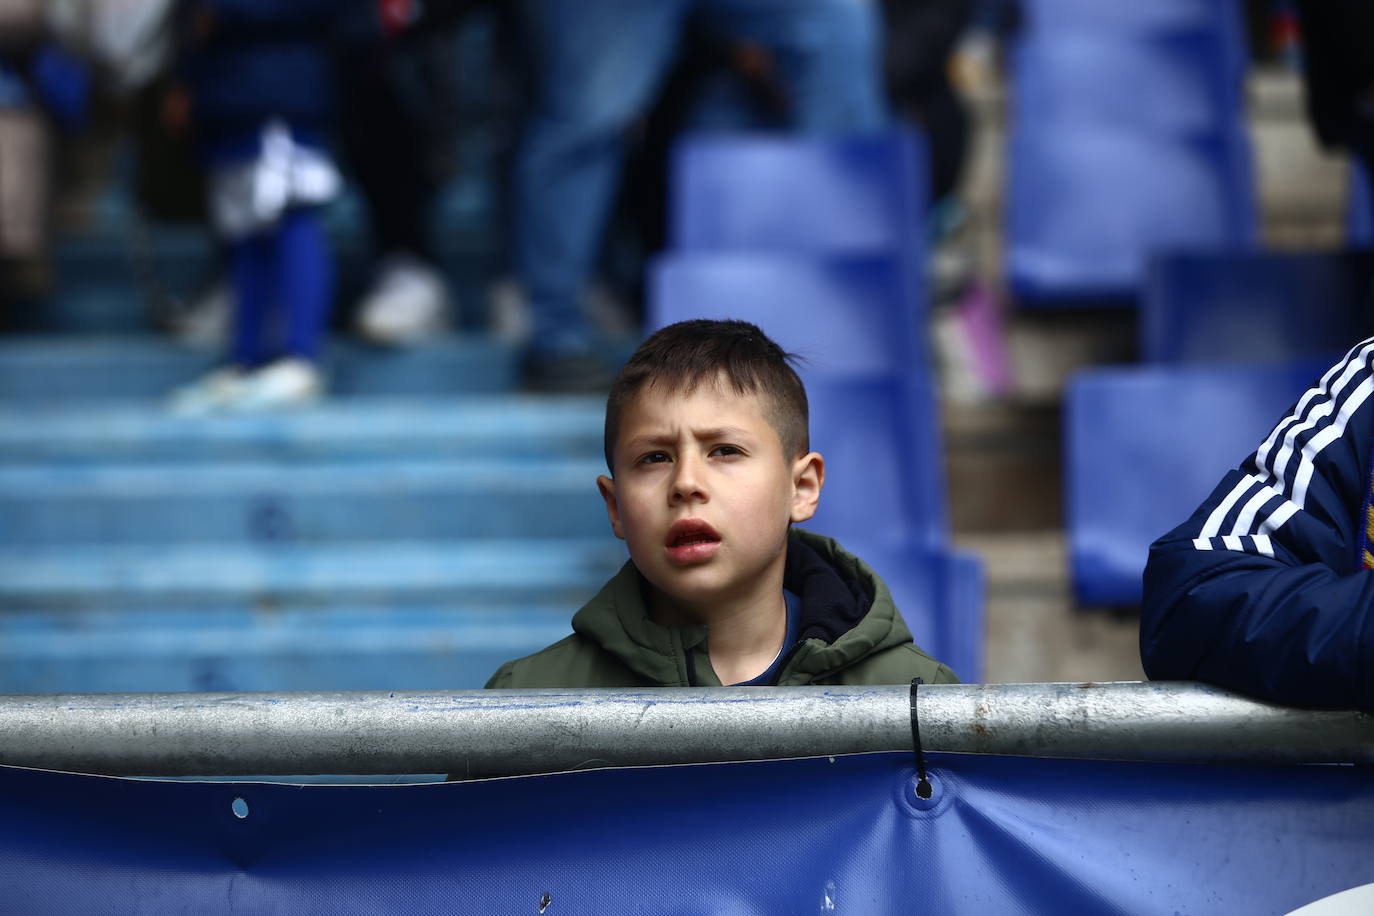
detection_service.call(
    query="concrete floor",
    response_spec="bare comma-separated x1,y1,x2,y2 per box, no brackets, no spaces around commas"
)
960,532,1145,684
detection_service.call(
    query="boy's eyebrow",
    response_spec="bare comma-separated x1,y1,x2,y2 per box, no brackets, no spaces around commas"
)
622,426,757,449
692,426,754,441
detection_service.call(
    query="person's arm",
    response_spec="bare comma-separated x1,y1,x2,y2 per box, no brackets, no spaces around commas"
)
1141,341,1374,709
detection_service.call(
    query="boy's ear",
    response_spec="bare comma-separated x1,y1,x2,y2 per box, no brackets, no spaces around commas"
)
596,474,626,540
789,451,825,523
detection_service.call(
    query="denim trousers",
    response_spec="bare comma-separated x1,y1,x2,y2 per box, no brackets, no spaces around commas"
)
513,0,888,354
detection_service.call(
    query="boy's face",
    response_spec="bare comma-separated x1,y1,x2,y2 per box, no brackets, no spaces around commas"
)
597,377,824,618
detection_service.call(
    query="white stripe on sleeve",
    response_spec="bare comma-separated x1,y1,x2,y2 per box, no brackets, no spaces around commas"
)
1291,373,1374,508
1259,338,1374,478
1271,352,1370,484
1230,483,1284,537
1264,340,1374,480
1200,474,1264,539
1191,338,1374,552
1257,500,1300,536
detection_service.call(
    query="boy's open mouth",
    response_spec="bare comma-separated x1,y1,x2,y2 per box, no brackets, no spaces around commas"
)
664,519,722,563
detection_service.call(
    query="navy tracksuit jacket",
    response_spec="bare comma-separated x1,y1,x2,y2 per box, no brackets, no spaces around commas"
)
1143,338,1374,709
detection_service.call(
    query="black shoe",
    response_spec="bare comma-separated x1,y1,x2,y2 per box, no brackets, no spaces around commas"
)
521,348,615,393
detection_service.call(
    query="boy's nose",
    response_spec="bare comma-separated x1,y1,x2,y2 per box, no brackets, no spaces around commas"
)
670,457,708,503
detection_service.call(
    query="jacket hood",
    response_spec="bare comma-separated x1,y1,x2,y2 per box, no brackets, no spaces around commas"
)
569,529,915,686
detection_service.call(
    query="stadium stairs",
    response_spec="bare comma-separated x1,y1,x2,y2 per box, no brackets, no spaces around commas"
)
0,186,628,694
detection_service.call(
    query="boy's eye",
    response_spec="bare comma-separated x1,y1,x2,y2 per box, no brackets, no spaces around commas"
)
637,451,671,465
710,445,743,457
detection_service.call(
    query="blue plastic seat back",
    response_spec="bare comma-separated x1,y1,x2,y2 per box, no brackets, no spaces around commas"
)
1012,31,1245,136
1017,0,1249,85
1067,362,1324,606
1019,0,1241,34
649,252,926,373
832,539,984,682
1007,128,1257,302
1142,250,1374,364
804,372,948,551
1007,0,1255,302
670,128,926,255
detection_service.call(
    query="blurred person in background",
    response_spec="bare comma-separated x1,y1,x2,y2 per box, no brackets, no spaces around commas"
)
884,0,973,225
886,0,1017,402
0,0,50,304
166,0,350,413
339,3,457,347
338,0,511,347
509,0,889,392
1293,1,1374,219
593,1,978,333
0,1,90,312
165,0,516,351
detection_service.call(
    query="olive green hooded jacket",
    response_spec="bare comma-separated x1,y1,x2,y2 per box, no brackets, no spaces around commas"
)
485,529,959,688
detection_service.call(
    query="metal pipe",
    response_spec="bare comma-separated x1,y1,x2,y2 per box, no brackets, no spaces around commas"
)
918,681,1374,764
0,682,1368,778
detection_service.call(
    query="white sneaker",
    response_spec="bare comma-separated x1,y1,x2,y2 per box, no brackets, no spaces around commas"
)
230,358,325,412
167,365,248,416
355,254,451,345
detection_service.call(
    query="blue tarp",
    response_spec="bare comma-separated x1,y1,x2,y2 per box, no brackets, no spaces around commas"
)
3,752,1371,914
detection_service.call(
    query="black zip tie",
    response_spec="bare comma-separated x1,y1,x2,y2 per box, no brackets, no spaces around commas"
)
910,677,932,799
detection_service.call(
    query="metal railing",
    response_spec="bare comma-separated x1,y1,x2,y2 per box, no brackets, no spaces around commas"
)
0,681,1369,779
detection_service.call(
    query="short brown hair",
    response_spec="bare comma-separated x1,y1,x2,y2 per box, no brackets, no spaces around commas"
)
604,319,809,472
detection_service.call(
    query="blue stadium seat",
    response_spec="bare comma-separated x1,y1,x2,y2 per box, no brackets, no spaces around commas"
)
836,538,984,682
670,128,926,255
802,373,981,681
1142,250,1374,365
649,253,925,373
804,372,947,551
1008,128,1256,304
1016,0,1249,83
1006,0,1256,303
1066,362,1324,606
1012,32,1244,135
1019,0,1239,33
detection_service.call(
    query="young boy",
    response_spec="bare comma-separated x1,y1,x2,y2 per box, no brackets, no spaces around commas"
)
487,319,958,688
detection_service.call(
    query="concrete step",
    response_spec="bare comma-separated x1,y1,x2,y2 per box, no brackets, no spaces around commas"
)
37,232,500,336
0,458,610,545
0,604,572,692
956,531,1144,683
0,396,604,462
0,538,625,608
0,335,521,400
944,397,1063,531
40,231,215,335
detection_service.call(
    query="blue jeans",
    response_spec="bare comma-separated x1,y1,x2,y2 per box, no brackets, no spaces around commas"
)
513,0,887,355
